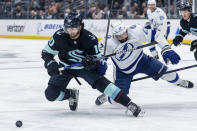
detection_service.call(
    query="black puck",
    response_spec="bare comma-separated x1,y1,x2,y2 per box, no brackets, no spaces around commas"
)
16,120,23,127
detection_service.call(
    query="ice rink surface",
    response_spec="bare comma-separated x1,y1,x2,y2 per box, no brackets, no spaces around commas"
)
0,38,197,131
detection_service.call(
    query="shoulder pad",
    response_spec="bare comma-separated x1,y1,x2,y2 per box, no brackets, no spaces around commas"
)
54,29,65,37
82,29,98,44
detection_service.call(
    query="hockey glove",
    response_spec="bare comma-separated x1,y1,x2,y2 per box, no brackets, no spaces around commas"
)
82,55,97,70
44,60,60,76
190,40,197,51
161,46,181,64
96,59,108,76
173,35,183,46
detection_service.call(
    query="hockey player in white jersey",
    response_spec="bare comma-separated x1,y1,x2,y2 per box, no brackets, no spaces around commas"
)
147,0,171,60
95,21,194,105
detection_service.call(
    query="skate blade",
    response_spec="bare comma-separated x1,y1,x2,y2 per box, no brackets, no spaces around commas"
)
138,111,146,117
125,110,146,117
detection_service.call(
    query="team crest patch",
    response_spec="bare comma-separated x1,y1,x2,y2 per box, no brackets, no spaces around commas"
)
115,43,134,61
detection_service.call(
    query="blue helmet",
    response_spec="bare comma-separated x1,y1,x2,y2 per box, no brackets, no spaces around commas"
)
64,12,83,28
177,0,192,11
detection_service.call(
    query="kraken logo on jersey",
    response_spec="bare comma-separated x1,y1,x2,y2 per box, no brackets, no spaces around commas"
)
68,49,85,62
115,43,134,61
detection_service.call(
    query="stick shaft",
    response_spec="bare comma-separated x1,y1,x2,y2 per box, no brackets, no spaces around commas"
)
103,0,114,56
132,64,197,82
105,41,158,58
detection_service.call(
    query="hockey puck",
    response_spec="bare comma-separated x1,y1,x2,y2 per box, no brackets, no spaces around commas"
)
16,120,23,127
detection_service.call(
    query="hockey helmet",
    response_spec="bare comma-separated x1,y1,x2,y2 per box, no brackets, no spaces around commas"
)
177,0,192,11
111,21,127,36
64,12,83,28
148,0,156,5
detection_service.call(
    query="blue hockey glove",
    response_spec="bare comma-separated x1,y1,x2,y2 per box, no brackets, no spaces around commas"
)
161,46,181,64
190,40,197,51
173,35,183,46
96,59,108,75
44,60,60,76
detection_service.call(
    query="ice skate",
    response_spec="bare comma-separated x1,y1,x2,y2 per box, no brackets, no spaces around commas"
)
176,80,194,88
126,101,145,117
95,94,107,106
68,89,79,111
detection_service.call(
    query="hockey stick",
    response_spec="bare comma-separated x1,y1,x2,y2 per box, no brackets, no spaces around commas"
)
132,64,197,82
103,0,114,56
105,41,158,58
58,41,158,71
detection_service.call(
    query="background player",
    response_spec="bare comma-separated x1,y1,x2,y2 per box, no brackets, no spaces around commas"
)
173,0,197,61
147,0,171,61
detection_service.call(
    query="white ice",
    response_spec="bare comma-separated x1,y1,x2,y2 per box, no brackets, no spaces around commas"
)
0,38,197,131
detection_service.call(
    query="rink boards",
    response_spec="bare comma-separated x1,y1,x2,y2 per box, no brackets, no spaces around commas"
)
0,19,197,44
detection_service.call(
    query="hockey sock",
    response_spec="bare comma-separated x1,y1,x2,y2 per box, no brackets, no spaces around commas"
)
161,69,181,84
55,89,71,101
93,77,131,107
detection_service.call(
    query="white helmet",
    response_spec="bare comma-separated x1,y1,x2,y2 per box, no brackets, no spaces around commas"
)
111,20,127,36
148,0,156,5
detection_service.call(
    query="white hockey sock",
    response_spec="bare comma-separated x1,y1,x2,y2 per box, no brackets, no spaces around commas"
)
161,69,181,85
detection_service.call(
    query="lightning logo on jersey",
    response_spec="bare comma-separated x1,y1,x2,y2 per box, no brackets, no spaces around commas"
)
115,43,134,61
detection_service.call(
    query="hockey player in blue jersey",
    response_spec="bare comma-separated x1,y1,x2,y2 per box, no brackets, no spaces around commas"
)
95,20,194,105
